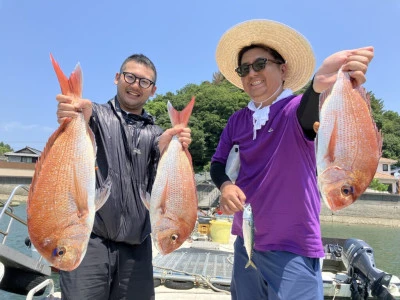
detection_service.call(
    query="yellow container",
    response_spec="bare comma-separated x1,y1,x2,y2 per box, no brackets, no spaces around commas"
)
209,220,232,244
198,223,210,235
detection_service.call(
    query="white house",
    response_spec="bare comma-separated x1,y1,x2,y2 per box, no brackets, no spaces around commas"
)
374,157,399,194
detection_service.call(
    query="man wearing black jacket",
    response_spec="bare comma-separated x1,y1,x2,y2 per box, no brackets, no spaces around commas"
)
56,54,191,300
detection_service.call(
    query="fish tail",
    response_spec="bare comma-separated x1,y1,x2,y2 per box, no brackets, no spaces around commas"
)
94,174,112,211
50,53,83,98
139,188,152,211
245,259,257,270
167,96,195,127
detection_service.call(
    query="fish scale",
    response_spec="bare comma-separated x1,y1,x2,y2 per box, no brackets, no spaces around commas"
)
316,68,382,211
243,203,256,269
27,55,111,271
147,97,198,255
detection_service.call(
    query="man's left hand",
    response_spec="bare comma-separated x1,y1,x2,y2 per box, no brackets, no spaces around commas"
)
158,126,192,154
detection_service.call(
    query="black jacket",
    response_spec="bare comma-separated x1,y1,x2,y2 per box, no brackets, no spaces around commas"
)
89,97,163,245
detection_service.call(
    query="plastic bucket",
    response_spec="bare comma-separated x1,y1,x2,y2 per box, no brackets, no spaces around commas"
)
209,220,232,244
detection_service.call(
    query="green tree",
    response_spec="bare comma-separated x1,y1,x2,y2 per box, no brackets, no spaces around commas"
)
146,78,249,171
145,73,400,172
369,178,389,192
381,133,400,161
0,142,13,155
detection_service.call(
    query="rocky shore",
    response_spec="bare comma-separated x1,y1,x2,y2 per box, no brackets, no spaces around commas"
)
320,193,400,227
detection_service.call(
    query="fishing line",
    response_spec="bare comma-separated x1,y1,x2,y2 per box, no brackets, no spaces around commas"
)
252,82,283,107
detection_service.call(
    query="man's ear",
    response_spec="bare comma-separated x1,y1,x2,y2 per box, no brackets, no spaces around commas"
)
114,73,120,85
150,85,157,97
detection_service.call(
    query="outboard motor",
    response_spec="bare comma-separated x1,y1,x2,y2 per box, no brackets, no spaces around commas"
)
343,238,395,299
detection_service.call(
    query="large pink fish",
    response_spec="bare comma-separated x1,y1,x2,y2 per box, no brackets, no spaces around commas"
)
144,97,198,255
316,68,382,211
27,55,111,271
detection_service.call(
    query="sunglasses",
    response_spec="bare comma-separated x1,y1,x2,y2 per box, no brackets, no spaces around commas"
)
235,58,283,77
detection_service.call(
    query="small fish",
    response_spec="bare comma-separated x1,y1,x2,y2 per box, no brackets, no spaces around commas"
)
316,68,382,211
27,54,111,271
143,97,198,255
243,203,256,269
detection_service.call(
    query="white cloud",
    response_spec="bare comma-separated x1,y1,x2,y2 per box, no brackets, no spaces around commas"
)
0,121,54,133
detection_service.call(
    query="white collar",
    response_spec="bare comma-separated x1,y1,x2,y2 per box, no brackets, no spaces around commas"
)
247,89,293,140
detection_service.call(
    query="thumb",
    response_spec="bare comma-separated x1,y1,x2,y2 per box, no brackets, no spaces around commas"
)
74,99,92,123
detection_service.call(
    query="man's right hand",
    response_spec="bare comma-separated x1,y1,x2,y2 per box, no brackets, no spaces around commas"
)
56,94,92,124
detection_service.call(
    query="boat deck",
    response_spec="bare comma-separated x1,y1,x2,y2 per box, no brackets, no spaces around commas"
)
153,237,234,299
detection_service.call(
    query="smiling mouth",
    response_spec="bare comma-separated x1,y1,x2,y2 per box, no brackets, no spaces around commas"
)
127,90,140,97
250,80,263,86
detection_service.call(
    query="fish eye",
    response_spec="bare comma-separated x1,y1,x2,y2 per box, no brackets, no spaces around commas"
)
53,246,67,257
341,185,354,196
171,234,179,242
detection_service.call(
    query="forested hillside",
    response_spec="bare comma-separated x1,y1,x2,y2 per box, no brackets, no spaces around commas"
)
145,73,400,172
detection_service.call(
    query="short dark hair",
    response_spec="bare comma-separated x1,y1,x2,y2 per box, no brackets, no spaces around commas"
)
120,54,157,84
237,44,285,67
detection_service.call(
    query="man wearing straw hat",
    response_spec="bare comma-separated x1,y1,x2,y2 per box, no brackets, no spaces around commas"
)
210,19,374,299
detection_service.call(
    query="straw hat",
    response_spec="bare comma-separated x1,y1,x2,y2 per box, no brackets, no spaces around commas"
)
215,19,316,92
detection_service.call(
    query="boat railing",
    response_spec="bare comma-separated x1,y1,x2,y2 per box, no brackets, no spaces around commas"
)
0,184,29,245
26,279,55,300
0,184,55,299
0,184,48,266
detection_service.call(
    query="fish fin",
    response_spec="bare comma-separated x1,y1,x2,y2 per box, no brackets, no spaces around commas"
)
73,168,89,218
88,125,97,155
360,91,383,157
245,260,257,269
318,87,333,111
28,118,72,200
94,175,112,211
184,148,196,171
325,119,337,163
167,96,195,127
50,53,83,98
356,86,369,104
140,189,152,211
160,185,169,214
315,133,319,160
377,130,383,157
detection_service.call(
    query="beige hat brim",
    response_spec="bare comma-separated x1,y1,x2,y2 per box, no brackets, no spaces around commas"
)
215,19,316,92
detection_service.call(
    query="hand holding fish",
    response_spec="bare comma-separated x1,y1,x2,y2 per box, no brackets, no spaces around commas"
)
56,94,93,124
158,126,192,155
27,55,111,271
148,98,197,255
313,46,374,93
316,56,382,211
218,181,246,215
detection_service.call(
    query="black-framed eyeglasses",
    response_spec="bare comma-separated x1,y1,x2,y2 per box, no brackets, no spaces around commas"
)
122,72,154,89
235,58,283,77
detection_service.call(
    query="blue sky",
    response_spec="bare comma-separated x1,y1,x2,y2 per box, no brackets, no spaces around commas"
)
0,0,399,151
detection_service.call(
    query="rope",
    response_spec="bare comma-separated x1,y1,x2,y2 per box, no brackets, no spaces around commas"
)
153,264,231,295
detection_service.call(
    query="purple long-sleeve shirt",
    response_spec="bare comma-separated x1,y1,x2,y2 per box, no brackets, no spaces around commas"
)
211,94,324,258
